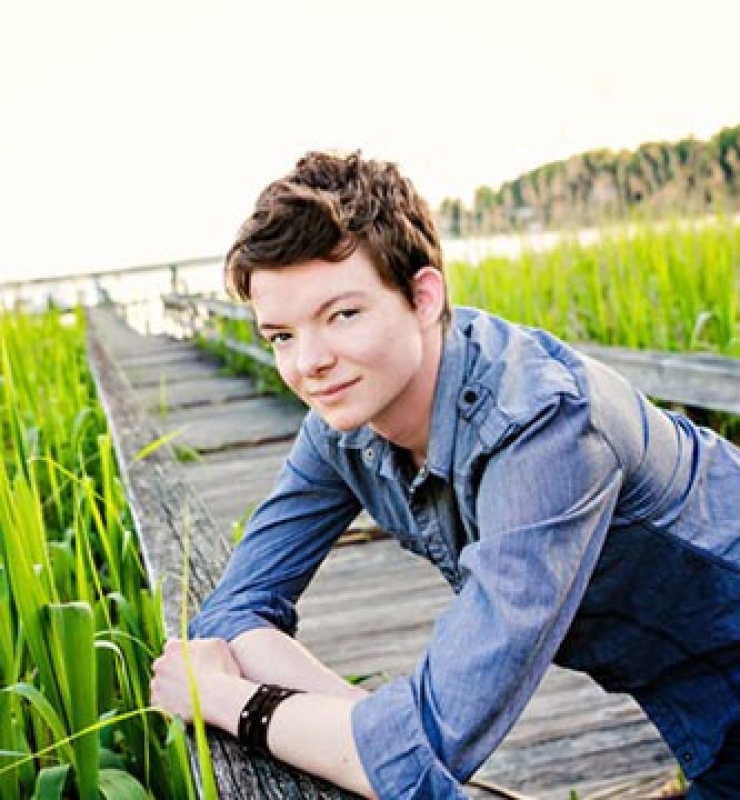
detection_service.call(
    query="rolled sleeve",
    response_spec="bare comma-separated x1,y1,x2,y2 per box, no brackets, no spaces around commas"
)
189,415,361,641
188,591,297,640
352,680,468,800
352,394,624,797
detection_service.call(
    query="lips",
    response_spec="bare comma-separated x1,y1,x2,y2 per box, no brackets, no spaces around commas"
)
308,377,360,400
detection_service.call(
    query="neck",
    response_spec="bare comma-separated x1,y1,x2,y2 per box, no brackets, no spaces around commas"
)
371,327,443,465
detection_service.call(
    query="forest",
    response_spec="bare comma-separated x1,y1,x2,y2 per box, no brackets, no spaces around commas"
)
437,123,740,235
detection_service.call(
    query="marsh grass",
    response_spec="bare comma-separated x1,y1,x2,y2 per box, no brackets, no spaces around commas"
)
0,308,197,799
447,218,740,442
196,317,287,395
447,217,740,355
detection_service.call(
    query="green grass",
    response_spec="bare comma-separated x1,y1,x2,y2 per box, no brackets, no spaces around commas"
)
0,308,197,799
449,217,740,442
446,217,740,442
447,216,740,355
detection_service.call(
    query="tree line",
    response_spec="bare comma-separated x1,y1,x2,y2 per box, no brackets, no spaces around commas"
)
437,123,740,236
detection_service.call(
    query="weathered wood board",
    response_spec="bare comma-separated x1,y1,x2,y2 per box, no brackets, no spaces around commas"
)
577,343,740,415
86,307,363,800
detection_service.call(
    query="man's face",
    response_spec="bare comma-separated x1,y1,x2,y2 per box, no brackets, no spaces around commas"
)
251,249,439,442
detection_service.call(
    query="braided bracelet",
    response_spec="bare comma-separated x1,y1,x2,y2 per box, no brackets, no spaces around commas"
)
237,684,303,757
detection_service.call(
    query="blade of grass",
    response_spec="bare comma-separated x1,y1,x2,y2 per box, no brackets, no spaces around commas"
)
43,603,99,800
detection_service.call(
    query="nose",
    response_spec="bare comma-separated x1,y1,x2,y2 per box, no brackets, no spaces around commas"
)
294,331,335,378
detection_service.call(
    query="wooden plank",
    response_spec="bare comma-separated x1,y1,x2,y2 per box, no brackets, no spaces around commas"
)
136,373,266,412
162,292,257,323
577,343,740,415
123,356,234,389
85,307,361,800
163,397,304,453
187,447,291,499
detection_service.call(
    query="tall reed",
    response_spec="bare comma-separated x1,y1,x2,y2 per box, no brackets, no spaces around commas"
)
447,217,740,355
0,308,196,799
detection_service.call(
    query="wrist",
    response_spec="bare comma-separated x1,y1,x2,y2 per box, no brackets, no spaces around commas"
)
237,684,304,756
203,675,257,736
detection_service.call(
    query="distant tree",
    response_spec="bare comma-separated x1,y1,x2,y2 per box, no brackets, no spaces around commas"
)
434,122,740,230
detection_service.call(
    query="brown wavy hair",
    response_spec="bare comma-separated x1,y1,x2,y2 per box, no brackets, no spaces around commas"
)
224,150,450,325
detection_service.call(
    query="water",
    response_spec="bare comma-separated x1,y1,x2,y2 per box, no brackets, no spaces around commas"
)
0,259,224,335
0,231,598,334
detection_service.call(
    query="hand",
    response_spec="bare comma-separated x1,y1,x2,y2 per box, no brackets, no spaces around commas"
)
150,638,242,723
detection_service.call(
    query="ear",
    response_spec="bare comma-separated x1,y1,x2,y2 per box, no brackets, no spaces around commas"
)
412,266,447,328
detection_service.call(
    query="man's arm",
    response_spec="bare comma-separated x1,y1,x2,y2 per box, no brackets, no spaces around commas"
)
151,639,375,798
230,627,368,700
190,416,361,642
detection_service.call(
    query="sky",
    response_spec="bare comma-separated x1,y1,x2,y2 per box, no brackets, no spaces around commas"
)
1,0,739,282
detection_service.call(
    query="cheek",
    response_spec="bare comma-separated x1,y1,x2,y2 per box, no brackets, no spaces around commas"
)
274,355,299,391
369,325,423,370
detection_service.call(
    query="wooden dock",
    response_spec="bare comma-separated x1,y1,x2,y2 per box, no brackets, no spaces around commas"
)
87,306,681,800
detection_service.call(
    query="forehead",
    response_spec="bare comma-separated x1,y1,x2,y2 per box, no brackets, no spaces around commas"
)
250,250,397,319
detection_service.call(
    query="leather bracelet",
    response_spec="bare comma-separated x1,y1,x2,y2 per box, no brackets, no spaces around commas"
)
237,684,303,757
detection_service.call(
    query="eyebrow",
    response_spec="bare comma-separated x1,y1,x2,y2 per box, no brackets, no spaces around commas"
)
257,291,365,333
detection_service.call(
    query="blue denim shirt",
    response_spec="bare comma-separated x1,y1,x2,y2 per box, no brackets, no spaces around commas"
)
191,307,740,799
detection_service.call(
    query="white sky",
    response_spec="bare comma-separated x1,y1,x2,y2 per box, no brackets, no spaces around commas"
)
1,0,739,281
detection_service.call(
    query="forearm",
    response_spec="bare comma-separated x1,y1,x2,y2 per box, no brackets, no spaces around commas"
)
230,627,367,701
269,691,375,798
203,674,375,798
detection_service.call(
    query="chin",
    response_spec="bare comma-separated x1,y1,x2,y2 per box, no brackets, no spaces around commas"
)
317,409,370,433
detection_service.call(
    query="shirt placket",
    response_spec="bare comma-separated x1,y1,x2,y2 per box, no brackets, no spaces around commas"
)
408,468,463,590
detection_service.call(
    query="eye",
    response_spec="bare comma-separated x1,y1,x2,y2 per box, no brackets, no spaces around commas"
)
333,308,360,322
267,331,292,346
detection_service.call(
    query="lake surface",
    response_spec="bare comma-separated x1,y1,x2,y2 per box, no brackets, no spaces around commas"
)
0,218,712,333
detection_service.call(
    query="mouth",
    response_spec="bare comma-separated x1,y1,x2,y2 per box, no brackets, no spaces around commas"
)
308,378,360,401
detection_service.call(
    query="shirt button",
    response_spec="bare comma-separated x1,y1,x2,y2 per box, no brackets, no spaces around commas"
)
681,752,693,764
462,389,478,404
362,447,375,463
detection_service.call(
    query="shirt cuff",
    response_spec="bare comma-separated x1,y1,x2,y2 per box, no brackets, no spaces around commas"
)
351,678,467,800
188,603,284,641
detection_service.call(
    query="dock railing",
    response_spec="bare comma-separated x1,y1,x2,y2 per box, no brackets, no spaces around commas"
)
0,256,223,335
161,291,740,418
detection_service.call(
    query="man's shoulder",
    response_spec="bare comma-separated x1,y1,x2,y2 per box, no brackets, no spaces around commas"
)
452,307,580,393
448,308,585,450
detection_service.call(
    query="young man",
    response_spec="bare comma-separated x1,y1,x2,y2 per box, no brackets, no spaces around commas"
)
151,151,740,799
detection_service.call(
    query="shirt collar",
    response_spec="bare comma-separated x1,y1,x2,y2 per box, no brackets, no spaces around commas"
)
424,320,467,481
332,316,469,482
